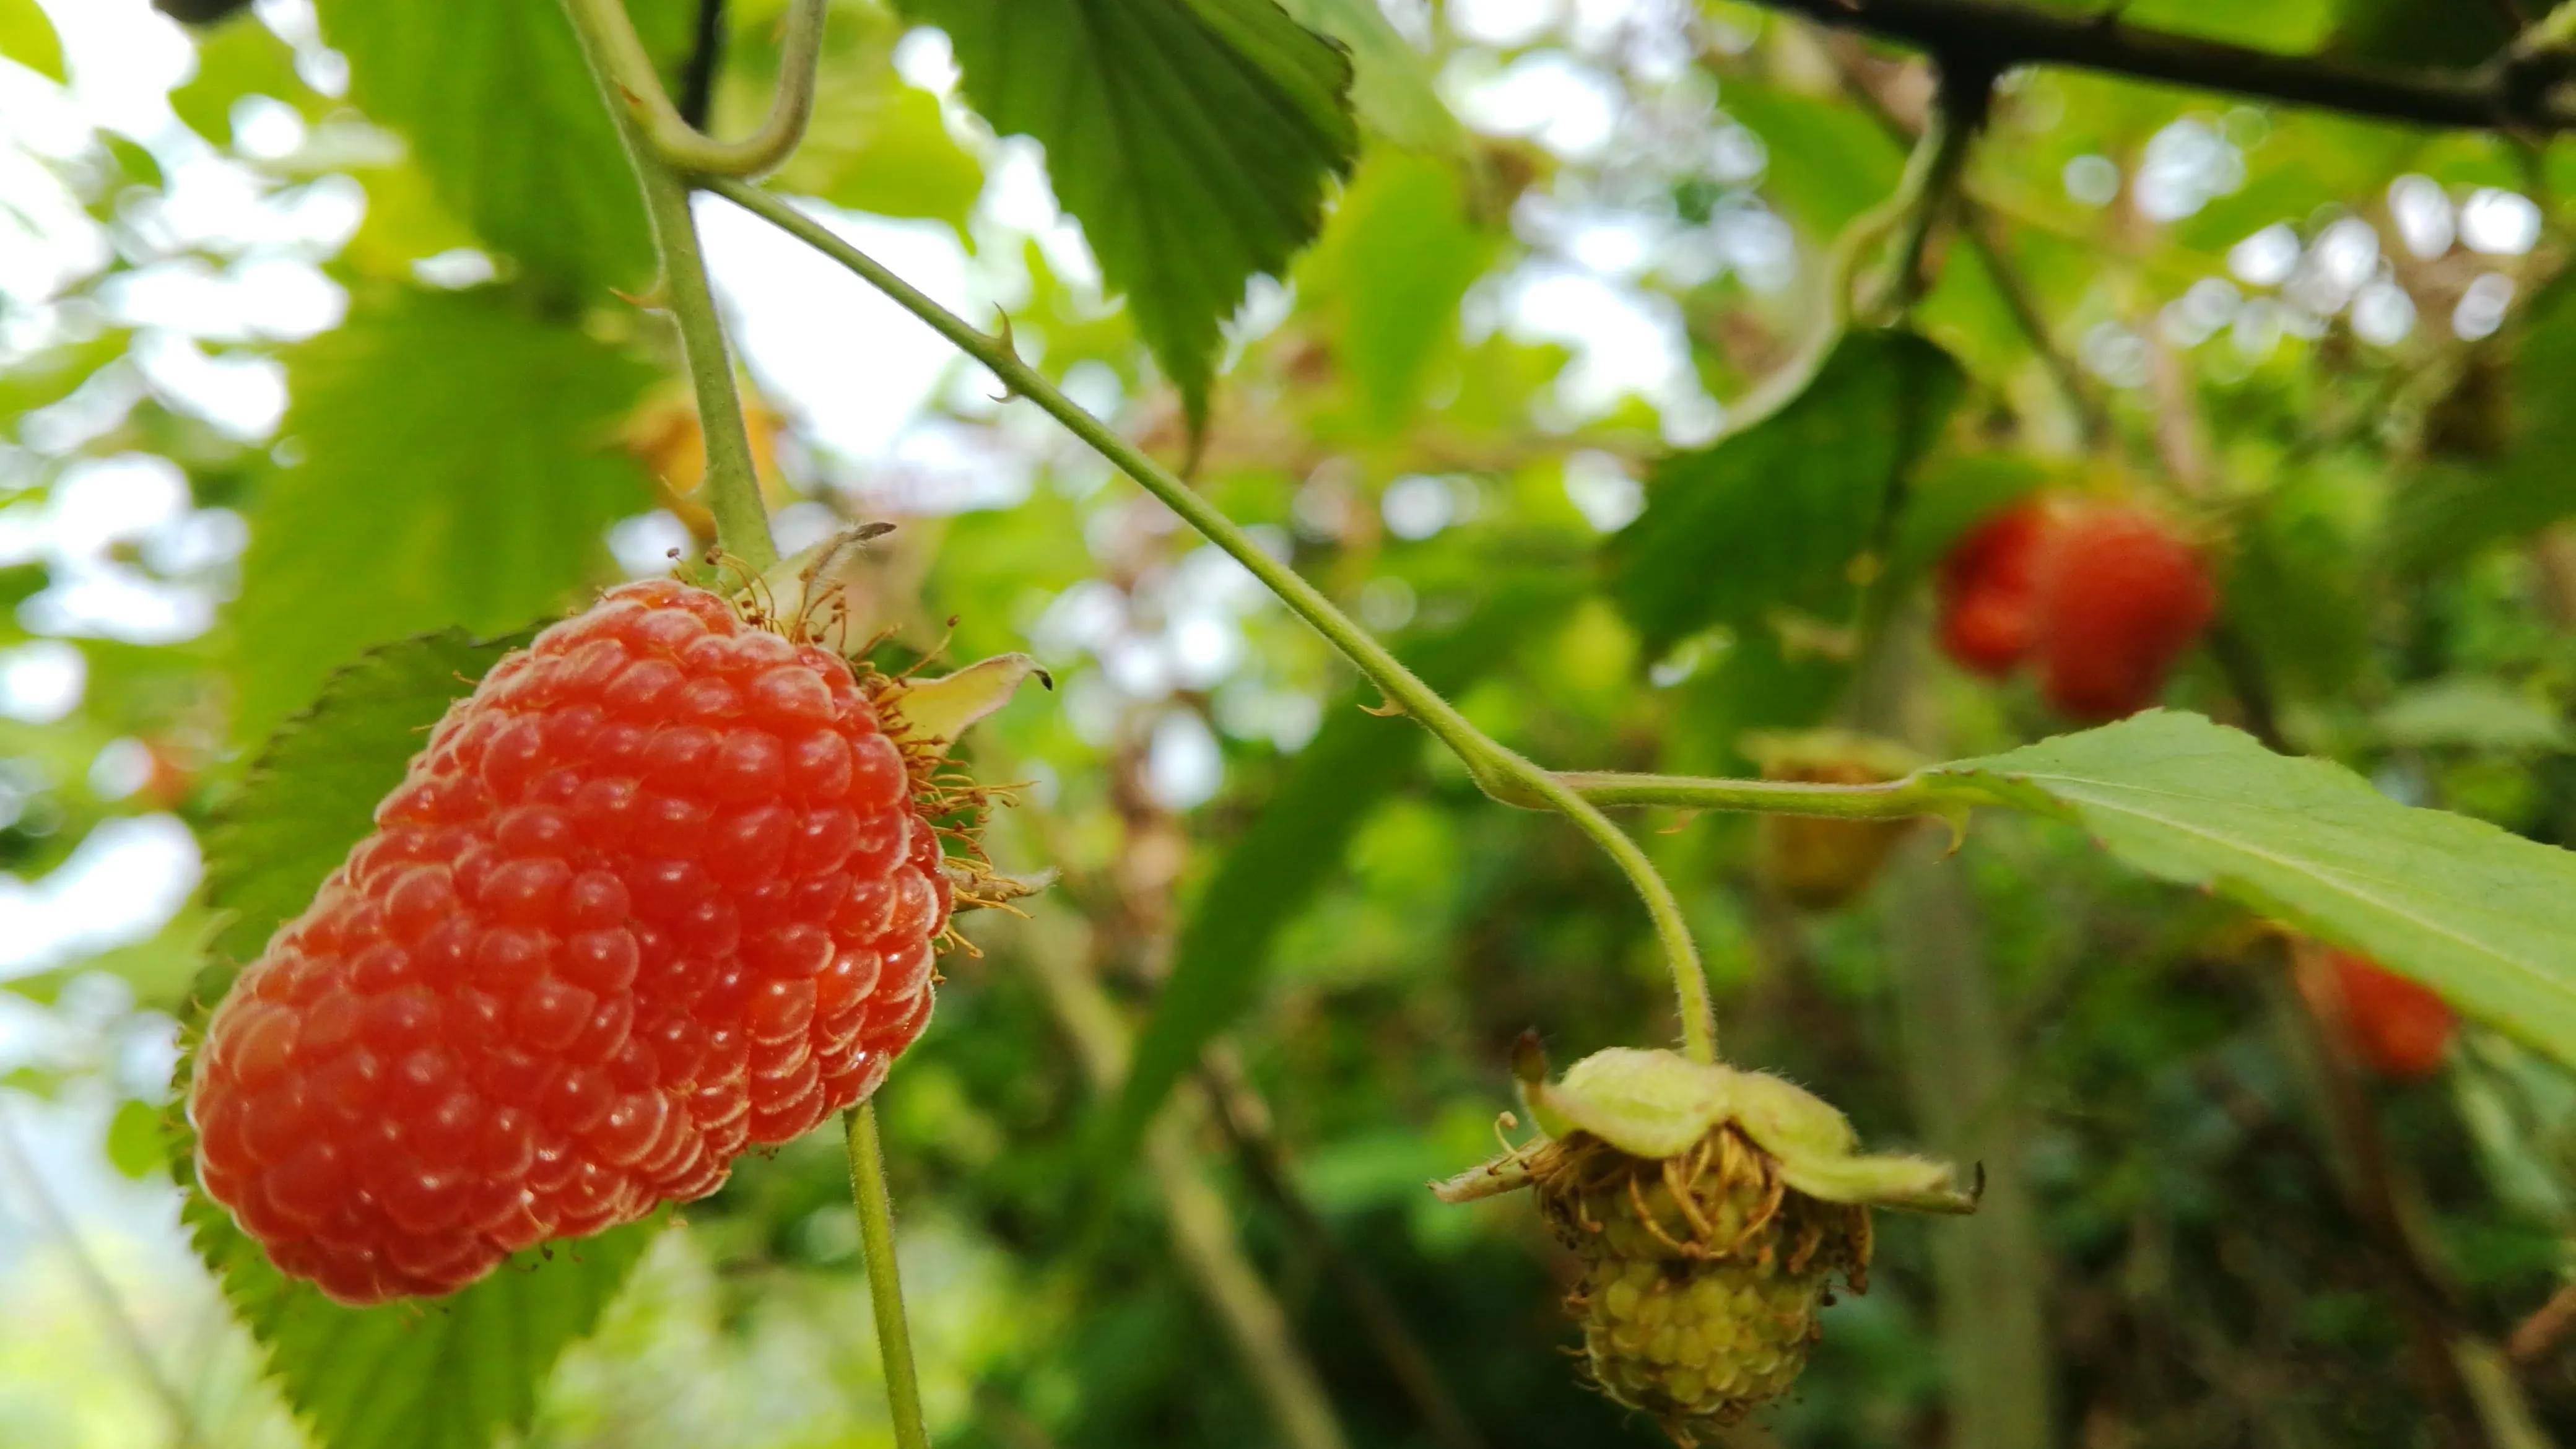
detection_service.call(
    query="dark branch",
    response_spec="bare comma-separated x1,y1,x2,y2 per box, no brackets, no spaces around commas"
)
678,0,727,132
1747,0,2574,131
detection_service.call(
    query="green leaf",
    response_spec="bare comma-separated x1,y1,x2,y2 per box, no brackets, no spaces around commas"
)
1607,329,1965,656
172,15,319,148
2220,471,2373,700
107,1098,168,1179
1273,0,1463,153
202,629,519,965
313,0,690,292
0,0,63,81
898,0,1358,431
790,80,986,233
225,288,655,744
1093,585,1570,1175
1299,148,1494,435
177,627,653,1449
183,1188,653,1449
2330,0,2512,66
1935,711,2576,1072
1881,453,2049,587
2374,679,2575,754
2384,276,2576,574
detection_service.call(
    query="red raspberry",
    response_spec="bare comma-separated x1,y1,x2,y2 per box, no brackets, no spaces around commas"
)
188,580,954,1305
2326,949,2455,1081
1934,501,2053,677
2029,503,2215,721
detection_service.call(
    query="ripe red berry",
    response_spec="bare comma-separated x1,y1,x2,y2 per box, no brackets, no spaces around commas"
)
2327,949,2455,1081
188,580,955,1305
1935,501,2053,677
2029,503,2215,721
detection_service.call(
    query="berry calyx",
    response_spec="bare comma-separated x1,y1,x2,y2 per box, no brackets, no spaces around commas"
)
1934,500,2052,678
188,577,1008,1305
1435,1046,1976,1442
2326,949,2455,1081
2029,503,2216,721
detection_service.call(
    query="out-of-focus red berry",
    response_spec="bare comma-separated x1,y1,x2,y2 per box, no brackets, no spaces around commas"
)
2029,504,2215,721
188,580,950,1305
1934,502,2053,677
2326,949,2455,1081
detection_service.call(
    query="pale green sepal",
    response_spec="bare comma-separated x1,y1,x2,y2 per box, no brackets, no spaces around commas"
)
1775,1152,1981,1212
742,523,898,648
892,653,1050,753
1722,1068,1861,1162
1533,1047,1747,1160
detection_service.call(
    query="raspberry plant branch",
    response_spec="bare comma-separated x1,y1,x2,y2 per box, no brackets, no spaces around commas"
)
564,4,923,1428
562,0,823,179
1862,57,1993,321
1543,768,1953,819
562,0,783,572
703,178,1721,1063
1739,0,2576,132
845,1102,933,1449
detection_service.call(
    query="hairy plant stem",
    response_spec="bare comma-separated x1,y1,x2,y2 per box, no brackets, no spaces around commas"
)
560,0,781,573
563,0,823,178
705,178,1720,1062
845,1103,933,1449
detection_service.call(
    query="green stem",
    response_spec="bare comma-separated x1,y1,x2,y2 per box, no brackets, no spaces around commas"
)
707,177,1719,1061
1863,59,1990,320
1549,768,1954,817
562,0,824,178
561,0,778,572
845,1103,932,1449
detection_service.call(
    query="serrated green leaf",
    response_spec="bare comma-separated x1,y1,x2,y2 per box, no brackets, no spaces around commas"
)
898,0,1357,430
0,0,63,81
1093,584,1571,1177
182,1187,653,1449
314,0,690,292
1273,0,1461,153
1608,329,1965,655
226,289,655,744
1934,711,2576,1072
204,629,519,964
176,627,652,1449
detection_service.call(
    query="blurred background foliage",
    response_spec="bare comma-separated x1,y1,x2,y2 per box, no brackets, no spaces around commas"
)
9,0,2576,1445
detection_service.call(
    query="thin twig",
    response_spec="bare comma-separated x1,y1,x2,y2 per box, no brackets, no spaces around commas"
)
2278,955,2492,1446
1016,915,1354,1449
2509,1278,2576,1365
1819,42,2113,443
1197,1051,1494,1449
